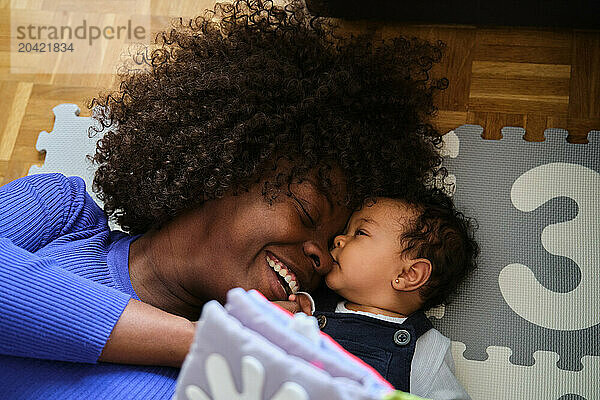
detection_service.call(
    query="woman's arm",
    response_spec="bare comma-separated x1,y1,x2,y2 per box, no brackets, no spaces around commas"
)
0,237,196,366
0,238,131,363
99,299,195,367
0,173,194,366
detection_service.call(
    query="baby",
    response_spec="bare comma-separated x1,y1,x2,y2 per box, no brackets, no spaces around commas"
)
292,189,478,399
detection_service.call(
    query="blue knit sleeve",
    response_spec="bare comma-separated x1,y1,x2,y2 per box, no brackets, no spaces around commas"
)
0,173,131,363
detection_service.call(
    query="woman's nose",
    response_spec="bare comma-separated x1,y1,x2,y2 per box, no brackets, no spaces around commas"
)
303,241,334,275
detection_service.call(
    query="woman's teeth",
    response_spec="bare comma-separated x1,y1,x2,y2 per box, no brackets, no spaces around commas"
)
266,256,299,294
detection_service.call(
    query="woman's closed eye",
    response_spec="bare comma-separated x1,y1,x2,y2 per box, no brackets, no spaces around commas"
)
293,197,316,227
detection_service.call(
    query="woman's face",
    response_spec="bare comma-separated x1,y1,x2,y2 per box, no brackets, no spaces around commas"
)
158,167,351,306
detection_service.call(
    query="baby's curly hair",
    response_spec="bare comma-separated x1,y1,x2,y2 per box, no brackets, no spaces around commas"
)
399,188,479,311
89,0,449,234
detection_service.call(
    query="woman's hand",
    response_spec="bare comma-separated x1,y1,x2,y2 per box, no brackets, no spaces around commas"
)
99,299,196,368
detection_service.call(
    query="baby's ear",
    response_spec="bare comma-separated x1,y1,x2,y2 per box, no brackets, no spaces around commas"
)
393,259,432,292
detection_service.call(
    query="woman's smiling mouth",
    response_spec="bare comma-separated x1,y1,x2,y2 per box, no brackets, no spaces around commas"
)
266,253,300,296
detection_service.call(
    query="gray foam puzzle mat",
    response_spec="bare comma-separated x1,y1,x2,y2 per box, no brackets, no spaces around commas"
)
437,126,599,399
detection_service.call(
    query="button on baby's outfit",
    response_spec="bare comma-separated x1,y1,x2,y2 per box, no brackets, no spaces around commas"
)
316,315,327,329
393,329,411,346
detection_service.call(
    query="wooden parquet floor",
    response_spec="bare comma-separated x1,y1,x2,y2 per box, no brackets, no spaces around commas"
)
0,1,598,186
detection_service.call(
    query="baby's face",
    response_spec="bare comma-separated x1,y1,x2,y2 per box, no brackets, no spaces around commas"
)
327,198,414,305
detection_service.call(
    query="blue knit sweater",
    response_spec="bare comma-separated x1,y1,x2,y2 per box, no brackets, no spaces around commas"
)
0,173,179,399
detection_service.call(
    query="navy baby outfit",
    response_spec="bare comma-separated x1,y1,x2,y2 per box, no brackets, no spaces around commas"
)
313,293,433,392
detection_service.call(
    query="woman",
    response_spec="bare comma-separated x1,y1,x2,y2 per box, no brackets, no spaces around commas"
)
0,1,447,398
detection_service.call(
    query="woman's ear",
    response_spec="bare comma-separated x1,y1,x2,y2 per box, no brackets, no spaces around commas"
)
392,259,432,292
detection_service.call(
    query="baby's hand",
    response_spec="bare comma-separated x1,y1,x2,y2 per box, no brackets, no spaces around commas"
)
288,293,313,316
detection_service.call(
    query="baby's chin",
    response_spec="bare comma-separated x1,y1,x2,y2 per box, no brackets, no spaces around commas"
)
323,273,335,289
323,275,344,297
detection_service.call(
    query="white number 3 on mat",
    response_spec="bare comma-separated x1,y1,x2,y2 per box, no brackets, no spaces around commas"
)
500,162,600,331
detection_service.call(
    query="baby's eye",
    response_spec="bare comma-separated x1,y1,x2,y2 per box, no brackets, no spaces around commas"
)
354,229,367,237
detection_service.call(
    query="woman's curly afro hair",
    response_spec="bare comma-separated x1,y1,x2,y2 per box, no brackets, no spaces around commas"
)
90,0,449,234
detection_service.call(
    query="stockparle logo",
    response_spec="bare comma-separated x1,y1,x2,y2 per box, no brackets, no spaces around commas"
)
10,0,151,74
